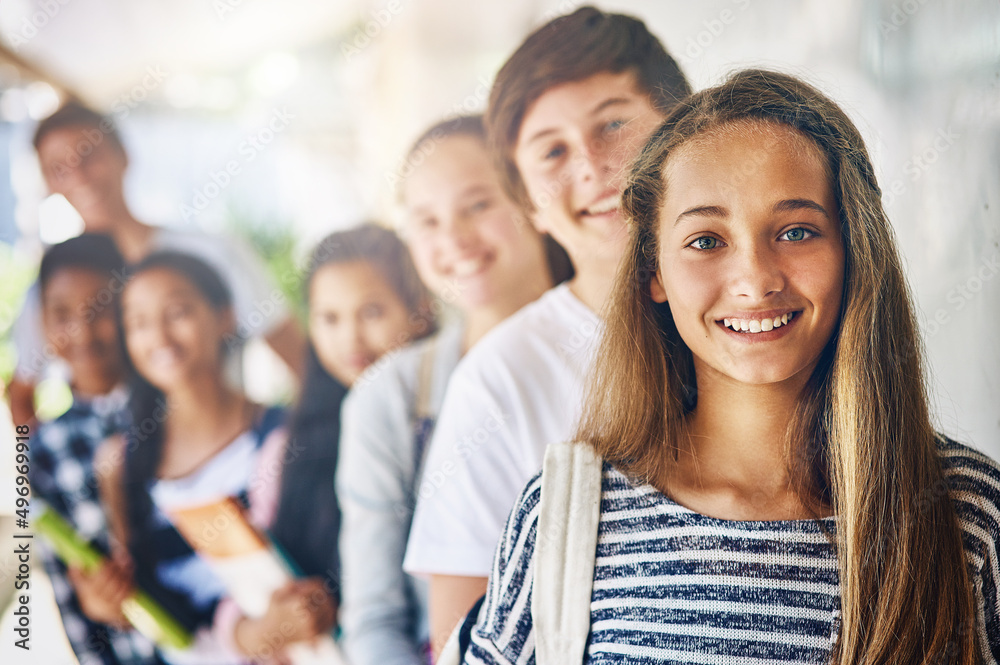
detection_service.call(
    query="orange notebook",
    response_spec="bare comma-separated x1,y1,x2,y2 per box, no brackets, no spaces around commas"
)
168,497,346,665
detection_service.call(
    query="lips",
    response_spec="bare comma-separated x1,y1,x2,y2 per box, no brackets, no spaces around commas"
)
578,191,622,219
148,346,182,368
715,310,802,341
451,254,491,278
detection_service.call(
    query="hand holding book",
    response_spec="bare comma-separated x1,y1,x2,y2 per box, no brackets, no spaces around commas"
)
66,554,133,629
233,578,337,659
34,506,194,649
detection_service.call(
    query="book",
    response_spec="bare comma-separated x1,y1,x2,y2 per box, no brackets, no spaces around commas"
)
167,496,346,665
33,507,193,650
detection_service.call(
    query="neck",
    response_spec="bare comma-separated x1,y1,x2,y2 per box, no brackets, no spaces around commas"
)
73,374,122,401
567,259,617,315
665,362,823,520
164,374,243,433
461,271,552,353
86,202,152,263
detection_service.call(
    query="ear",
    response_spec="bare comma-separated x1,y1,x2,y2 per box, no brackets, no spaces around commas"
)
649,269,668,303
526,208,549,235
218,306,237,338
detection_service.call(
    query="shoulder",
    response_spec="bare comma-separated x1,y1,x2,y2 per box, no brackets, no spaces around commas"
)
352,331,438,398
939,436,1000,497
501,471,544,547
938,436,1000,547
93,433,128,482
453,285,597,382
153,228,265,276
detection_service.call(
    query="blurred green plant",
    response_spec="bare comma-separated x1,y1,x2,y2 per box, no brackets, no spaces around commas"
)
223,206,306,323
0,243,38,385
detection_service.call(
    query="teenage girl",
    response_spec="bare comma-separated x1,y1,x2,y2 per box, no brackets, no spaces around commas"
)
336,115,569,664
218,222,436,663
461,70,1000,664
94,251,286,665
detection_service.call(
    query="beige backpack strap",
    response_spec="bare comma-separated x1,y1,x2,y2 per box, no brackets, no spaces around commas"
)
415,334,438,422
532,441,603,665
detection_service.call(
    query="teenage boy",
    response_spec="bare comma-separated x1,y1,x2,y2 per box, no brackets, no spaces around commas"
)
6,102,305,425
404,6,692,650
29,233,164,665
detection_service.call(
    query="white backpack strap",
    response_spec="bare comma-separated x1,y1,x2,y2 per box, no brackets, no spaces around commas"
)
533,441,603,665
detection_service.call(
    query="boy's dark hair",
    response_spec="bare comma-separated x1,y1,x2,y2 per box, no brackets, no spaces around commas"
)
486,6,691,212
39,233,126,295
33,101,126,155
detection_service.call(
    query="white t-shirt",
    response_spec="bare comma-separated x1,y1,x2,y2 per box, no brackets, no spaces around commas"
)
403,283,602,577
13,227,287,382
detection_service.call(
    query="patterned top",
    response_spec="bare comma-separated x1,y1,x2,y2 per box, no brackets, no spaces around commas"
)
126,405,286,655
29,387,164,665
465,438,1000,664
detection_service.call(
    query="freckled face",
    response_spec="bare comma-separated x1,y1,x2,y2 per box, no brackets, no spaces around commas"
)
650,122,845,386
513,70,664,270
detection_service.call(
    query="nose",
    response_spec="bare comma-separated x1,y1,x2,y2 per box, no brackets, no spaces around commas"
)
342,317,366,350
447,214,478,249
730,242,785,301
569,137,610,185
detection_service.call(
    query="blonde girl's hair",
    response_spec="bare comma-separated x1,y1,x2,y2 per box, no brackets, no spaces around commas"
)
576,69,978,663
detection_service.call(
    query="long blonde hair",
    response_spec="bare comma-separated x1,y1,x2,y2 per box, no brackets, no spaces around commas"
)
577,69,978,664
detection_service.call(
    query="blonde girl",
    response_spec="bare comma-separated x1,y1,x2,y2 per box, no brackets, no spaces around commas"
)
461,70,1000,664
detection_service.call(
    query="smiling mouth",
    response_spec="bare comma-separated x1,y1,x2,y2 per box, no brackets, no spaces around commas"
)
452,255,491,278
720,311,798,334
580,194,620,217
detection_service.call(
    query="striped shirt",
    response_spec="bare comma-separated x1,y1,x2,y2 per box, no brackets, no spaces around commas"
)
465,438,1000,664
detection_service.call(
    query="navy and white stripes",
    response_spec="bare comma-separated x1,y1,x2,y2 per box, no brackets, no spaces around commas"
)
465,438,1000,664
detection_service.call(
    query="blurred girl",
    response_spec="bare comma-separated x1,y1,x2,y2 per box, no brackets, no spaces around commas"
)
216,222,435,662
462,70,1000,663
96,251,287,665
336,115,570,664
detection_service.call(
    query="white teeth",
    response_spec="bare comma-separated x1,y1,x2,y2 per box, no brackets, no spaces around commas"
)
585,195,619,215
453,258,486,277
724,312,796,334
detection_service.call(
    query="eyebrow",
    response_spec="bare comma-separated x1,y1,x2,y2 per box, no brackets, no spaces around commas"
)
459,184,492,198
674,198,830,226
522,97,635,147
772,198,830,217
674,205,727,226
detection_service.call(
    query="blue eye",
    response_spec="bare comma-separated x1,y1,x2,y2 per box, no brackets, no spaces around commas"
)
604,119,625,133
544,145,565,160
780,228,813,241
688,236,719,250
469,199,492,214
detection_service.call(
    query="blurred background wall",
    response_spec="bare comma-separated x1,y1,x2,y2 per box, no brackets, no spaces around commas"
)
0,0,996,453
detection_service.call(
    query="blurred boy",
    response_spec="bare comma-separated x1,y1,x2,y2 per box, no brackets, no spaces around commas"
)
404,6,691,650
7,102,305,424
29,233,164,665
